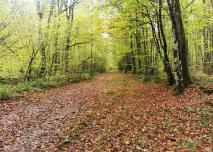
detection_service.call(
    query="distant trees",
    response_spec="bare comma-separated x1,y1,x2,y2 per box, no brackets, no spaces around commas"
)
64,0,76,73
0,0,107,79
114,0,178,85
50,0,61,75
109,0,212,94
145,1,175,85
36,0,47,77
0,0,212,95
0,0,15,59
203,0,213,74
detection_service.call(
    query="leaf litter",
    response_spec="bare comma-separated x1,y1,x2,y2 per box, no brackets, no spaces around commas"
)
0,73,212,151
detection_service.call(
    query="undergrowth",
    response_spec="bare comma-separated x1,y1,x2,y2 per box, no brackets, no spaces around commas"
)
0,73,91,102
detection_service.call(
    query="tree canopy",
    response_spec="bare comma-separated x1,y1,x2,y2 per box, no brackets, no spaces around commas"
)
0,0,212,95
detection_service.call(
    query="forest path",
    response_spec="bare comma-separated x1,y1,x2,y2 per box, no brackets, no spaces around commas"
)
0,73,212,152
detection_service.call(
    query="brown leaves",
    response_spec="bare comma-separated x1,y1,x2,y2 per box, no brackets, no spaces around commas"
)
0,73,212,151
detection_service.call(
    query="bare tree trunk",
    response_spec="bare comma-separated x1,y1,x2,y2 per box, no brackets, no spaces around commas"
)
158,0,175,85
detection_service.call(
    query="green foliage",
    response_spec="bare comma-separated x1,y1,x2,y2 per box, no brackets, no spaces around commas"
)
0,0,212,97
0,73,92,102
197,108,213,128
191,71,213,86
0,0,109,82
184,138,197,150
185,105,212,128
138,73,161,84
139,76,152,83
15,82,33,93
137,136,146,148
0,89,15,101
79,115,92,127
0,84,18,101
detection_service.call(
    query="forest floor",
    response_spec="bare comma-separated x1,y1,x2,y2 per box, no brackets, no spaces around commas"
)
0,73,212,152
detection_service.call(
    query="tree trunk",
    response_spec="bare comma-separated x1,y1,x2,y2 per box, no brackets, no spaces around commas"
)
53,17,61,74
135,27,142,72
130,33,137,73
64,0,75,73
167,0,191,94
65,28,71,73
158,0,175,85
146,7,175,85
37,0,55,77
37,0,46,77
90,32,93,76
203,0,213,74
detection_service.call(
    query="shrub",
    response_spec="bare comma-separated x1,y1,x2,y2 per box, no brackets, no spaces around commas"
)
185,138,197,150
0,90,12,100
137,136,146,148
0,88,18,101
15,82,33,93
0,73,93,101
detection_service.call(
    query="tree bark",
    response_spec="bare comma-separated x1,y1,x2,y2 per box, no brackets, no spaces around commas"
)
146,7,175,85
130,33,137,73
158,0,175,85
64,0,75,73
167,0,191,94
37,0,46,77
203,0,213,74
135,28,142,72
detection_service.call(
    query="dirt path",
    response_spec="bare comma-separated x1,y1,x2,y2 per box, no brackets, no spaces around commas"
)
0,73,212,152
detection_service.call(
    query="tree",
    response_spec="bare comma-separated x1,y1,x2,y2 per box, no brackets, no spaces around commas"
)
157,0,175,85
203,0,213,74
64,0,79,73
167,0,191,94
36,0,47,77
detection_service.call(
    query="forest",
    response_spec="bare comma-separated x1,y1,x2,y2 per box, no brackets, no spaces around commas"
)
0,0,213,151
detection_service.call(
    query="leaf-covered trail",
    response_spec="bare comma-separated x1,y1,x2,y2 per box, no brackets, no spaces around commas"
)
0,73,212,152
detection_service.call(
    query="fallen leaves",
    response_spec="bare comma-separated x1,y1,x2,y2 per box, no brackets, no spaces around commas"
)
0,73,212,151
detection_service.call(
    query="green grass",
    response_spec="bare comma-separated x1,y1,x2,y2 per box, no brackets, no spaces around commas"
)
137,74,163,84
0,73,92,102
184,138,197,150
0,83,19,101
137,135,146,148
0,90,16,100
197,108,213,128
186,105,213,128
191,70,213,85
201,97,213,107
